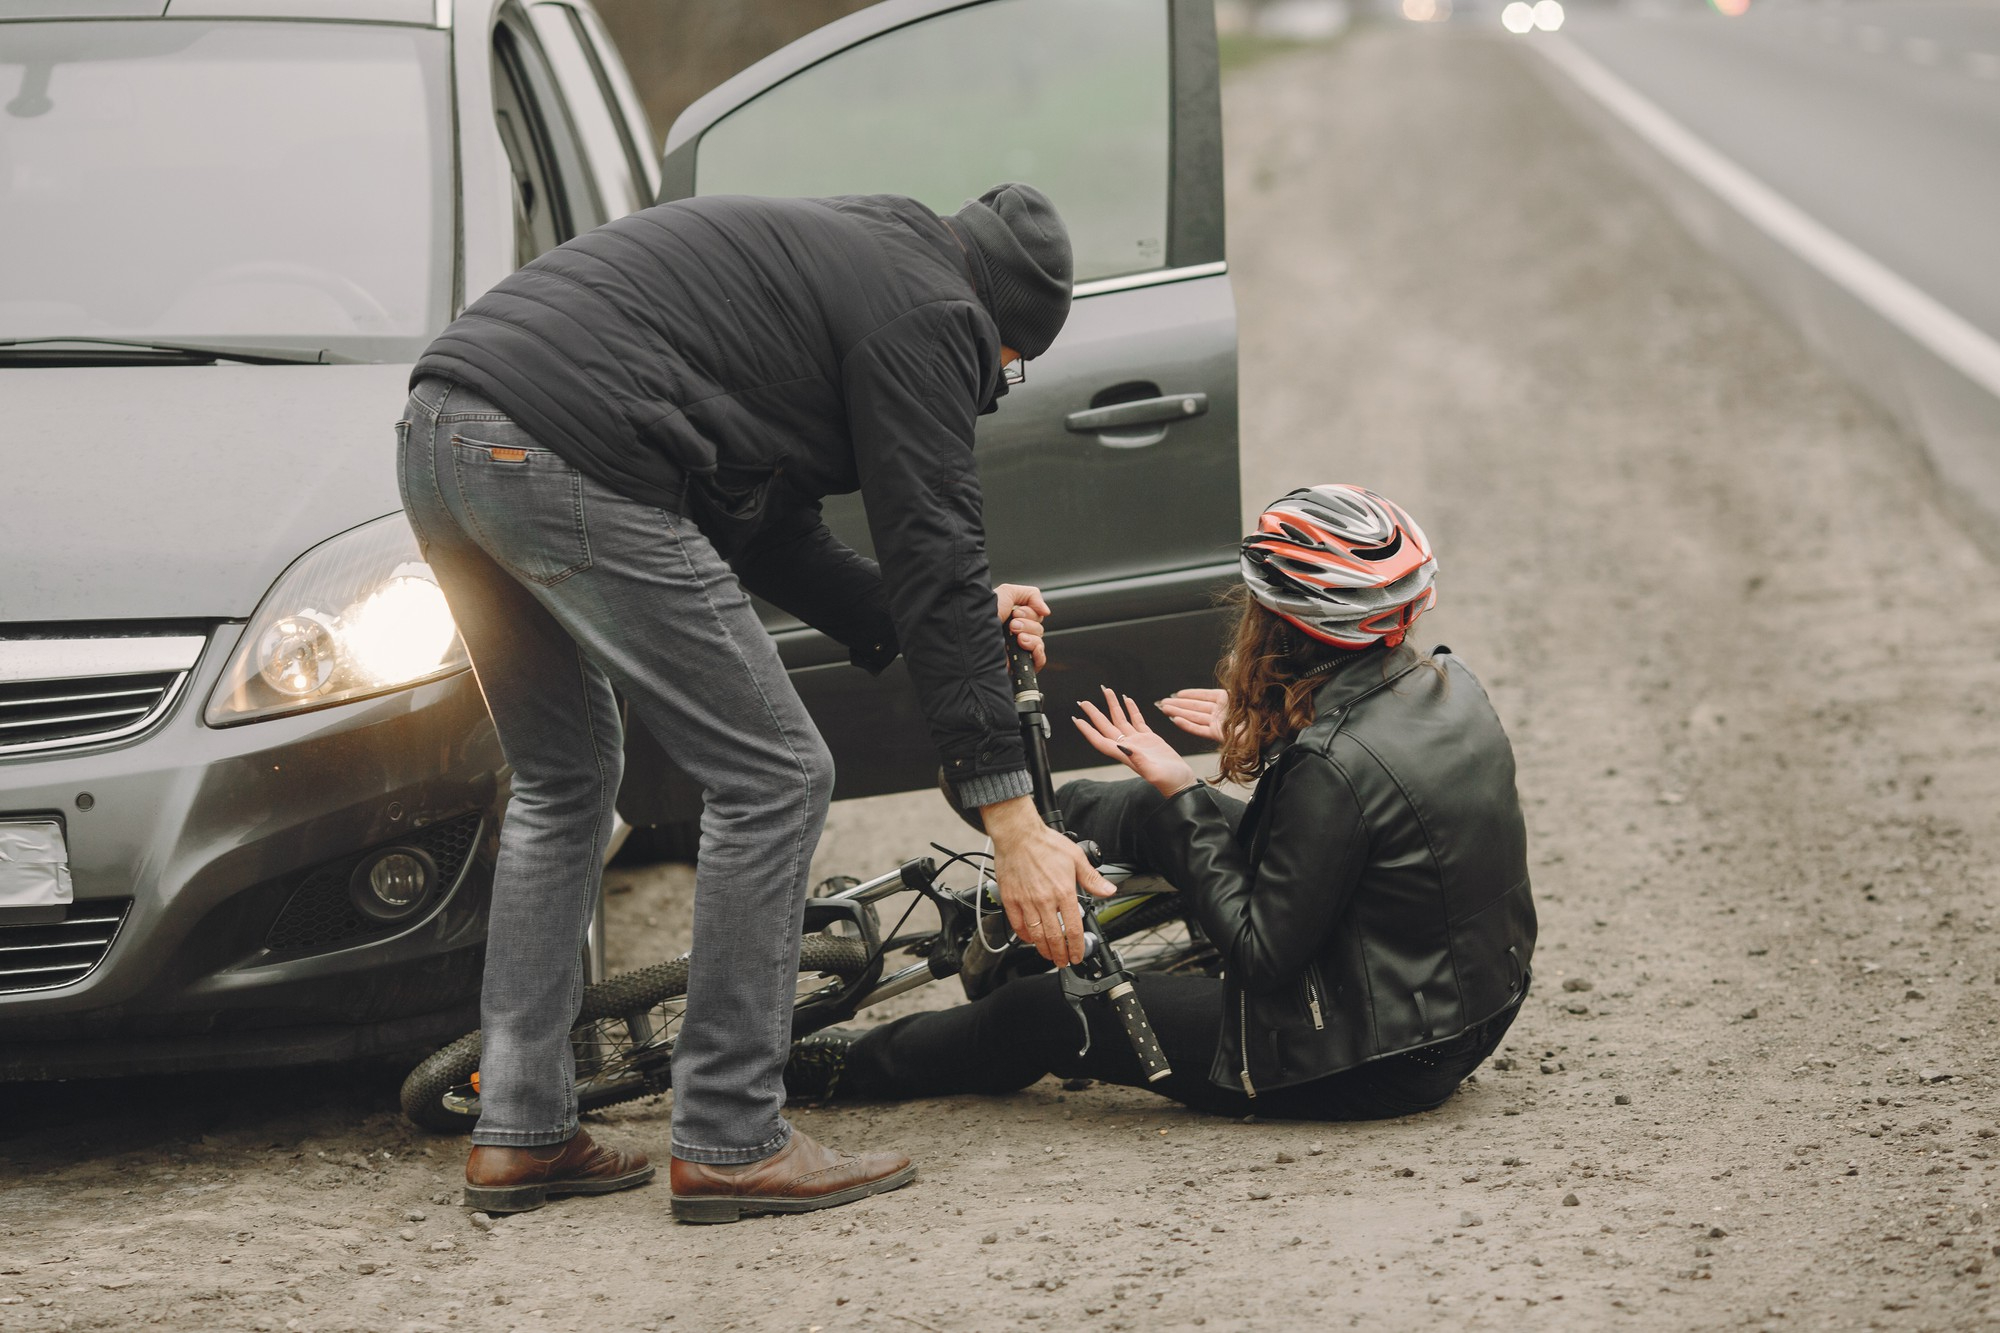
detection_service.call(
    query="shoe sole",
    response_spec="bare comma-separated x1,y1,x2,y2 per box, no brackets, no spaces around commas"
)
670,1163,918,1225
463,1163,656,1215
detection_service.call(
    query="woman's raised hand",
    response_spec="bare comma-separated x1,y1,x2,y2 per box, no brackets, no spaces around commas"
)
1072,687,1198,798
1155,688,1229,745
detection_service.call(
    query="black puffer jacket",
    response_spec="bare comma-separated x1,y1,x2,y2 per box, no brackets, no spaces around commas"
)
1143,644,1536,1094
411,193,1023,787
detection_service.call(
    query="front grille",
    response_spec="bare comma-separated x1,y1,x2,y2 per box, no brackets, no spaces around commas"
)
0,671,183,753
265,812,485,954
0,899,130,995
0,633,207,757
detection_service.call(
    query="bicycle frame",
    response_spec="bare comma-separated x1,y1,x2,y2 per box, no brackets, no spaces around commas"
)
790,641,1173,1080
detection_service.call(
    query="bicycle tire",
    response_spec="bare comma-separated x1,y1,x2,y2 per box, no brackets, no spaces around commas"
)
399,934,873,1135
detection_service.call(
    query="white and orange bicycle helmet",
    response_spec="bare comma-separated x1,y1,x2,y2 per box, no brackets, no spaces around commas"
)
1240,484,1438,649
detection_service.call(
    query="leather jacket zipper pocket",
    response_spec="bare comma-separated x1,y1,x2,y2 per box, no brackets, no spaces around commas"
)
1238,993,1257,1097
1303,970,1326,1031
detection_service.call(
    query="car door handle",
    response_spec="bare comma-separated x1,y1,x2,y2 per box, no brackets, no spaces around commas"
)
1064,393,1209,435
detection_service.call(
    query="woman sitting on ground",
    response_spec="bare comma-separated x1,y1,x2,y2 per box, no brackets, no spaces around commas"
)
787,485,1537,1121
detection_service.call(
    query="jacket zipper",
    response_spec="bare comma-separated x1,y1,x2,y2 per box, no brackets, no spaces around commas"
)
1237,992,1257,1097
1304,973,1326,1031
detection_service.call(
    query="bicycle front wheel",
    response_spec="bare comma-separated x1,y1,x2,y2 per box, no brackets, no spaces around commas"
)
399,934,873,1135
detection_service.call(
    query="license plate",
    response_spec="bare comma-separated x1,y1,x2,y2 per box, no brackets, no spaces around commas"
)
0,820,72,924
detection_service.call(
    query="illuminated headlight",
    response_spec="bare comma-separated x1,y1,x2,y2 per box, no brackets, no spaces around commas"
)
206,515,469,725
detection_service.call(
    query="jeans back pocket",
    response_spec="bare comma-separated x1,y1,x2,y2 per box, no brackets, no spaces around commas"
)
450,435,592,586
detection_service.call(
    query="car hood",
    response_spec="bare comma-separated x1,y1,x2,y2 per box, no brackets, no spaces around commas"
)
4,364,418,623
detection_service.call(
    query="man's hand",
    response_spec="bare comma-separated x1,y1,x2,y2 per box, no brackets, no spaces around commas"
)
982,795,1114,964
1155,687,1229,745
1072,688,1198,799
994,583,1050,670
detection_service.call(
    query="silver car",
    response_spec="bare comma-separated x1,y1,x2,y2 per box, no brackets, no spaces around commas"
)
0,0,1240,1079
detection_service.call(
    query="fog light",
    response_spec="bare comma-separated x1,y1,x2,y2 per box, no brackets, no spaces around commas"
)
349,846,437,923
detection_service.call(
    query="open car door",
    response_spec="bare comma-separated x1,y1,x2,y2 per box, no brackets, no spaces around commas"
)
620,0,1239,841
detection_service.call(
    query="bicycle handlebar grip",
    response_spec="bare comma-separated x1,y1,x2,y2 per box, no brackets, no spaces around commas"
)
1107,978,1172,1082
1006,639,1040,698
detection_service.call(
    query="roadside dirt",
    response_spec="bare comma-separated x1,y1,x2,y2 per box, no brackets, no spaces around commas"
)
8,27,2000,1333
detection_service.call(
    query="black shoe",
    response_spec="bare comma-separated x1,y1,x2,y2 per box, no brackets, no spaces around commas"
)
784,1029,860,1102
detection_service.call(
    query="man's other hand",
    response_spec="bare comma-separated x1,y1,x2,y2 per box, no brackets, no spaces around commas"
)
982,795,1113,964
994,583,1050,670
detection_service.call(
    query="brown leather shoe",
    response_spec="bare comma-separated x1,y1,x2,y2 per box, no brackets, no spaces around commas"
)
669,1128,915,1224
463,1129,654,1214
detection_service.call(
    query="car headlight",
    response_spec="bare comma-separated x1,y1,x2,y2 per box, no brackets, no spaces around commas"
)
205,515,470,725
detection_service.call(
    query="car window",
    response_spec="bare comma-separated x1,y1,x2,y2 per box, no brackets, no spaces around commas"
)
693,0,1171,283
530,4,650,217
0,21,451,363
492,18,601,267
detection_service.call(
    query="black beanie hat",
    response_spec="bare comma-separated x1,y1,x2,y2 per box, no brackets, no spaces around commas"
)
953,183,1073,360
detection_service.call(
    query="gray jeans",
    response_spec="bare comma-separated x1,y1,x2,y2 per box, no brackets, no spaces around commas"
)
396,377,831,1164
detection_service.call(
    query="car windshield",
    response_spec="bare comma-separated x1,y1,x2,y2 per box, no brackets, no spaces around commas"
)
0,21,452,364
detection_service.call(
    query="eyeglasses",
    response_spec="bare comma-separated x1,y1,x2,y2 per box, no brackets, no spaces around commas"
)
1002,357,1025,387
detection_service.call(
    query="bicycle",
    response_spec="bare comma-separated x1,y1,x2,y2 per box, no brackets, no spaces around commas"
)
400,643,1217,1134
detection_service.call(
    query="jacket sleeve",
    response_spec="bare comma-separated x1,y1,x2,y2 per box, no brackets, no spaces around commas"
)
1140,756,1370,995
728,494,901,674
840,301,1026,791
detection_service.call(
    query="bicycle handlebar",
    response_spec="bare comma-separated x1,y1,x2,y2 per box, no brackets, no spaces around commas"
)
1003,636,1172,1082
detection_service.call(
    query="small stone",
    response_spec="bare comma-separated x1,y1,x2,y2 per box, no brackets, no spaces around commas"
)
1460,1212,1483,1228
1540,1061,1561,1074
469,1214,496,1233
1461,1172,1482,1183
1905,989,1927,1001
1502,1157,1522,1167
1275,1152,1296,1165
1740,1008,1759,1020
1491,1056,1517,1071
1307,1141,1326,1156
428,1241,454,1253
980,1233,998,1245
1248,1188,1273,1201
1285,1236,1304,1247
1211,1224,1226,1234
1061,1078,1093,1092
1920,1069,1953,1084
356,1263,378,1275
1562,1193,1580,1207
1394,1167,1415,1178
1561,978,1594,993
398,1228,417,1242
1614,1094,1632,1106
406,1210,427,1222
1564,1002,1589,1015
1709,1226,1727,1238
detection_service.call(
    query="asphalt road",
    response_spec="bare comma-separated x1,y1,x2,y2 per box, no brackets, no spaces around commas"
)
1561,2,2000,341
8,25,2000,1332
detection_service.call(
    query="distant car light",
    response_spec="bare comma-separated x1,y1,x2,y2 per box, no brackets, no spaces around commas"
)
1532,0,1564,30
207,515,469,725
1500,2,1535,34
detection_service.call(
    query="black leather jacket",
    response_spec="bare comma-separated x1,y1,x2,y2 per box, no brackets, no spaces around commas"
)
1142,644,1536,1094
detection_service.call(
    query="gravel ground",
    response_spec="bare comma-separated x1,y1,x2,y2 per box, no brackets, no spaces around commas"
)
7,27,2000,1333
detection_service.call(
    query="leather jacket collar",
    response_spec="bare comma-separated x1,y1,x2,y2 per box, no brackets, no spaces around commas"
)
1310,642,1423,720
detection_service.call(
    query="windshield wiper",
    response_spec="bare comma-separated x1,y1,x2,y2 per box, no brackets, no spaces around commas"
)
0,337,356,365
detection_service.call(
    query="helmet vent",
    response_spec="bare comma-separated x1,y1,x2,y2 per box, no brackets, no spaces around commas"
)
1349,531,1404,562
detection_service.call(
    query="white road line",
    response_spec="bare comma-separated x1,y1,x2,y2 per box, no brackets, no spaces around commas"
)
1537,36,2000,402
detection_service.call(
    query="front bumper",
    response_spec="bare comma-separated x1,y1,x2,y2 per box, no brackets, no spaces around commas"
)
0,624,507,1080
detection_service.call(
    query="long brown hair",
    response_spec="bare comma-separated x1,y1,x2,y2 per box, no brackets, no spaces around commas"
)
1214,588,1348,785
